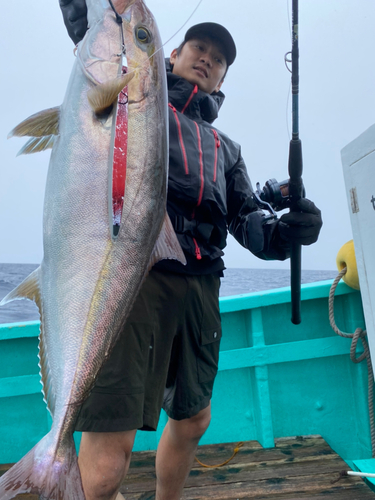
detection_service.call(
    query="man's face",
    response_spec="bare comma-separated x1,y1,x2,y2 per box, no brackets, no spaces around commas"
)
170,38,227,94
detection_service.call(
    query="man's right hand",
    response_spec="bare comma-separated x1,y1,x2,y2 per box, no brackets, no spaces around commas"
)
59,0,88,44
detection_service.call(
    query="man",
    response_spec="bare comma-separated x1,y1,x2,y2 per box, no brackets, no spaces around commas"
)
59,3,322,500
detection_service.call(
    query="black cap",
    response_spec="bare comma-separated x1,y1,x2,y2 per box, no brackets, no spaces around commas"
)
184,22,237,66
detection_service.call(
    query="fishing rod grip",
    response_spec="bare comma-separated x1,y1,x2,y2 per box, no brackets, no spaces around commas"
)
288,139,303,194
288,138,303,325
290,243,301,324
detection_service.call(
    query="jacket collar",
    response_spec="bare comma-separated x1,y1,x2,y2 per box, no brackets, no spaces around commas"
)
165,59,225,124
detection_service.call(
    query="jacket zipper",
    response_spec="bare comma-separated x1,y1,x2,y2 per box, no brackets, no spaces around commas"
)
192,237,202,260
192,122,204,261
170,89,205,262
169,103,189,174
181,84,198,114
211,129,221,183
194,122,204,207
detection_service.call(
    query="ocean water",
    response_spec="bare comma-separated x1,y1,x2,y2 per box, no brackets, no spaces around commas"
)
0,263,338,325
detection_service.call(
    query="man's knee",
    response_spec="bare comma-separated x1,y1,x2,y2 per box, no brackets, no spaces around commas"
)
189,404,211,439
170,403,212,443
78,430,136,499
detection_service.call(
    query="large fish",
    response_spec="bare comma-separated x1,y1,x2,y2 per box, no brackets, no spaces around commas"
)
0,0,185,498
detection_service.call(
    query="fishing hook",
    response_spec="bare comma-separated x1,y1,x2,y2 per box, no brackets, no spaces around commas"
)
108,0,126,56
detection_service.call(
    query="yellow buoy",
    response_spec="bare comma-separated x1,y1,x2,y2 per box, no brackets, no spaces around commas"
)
336,240,360,290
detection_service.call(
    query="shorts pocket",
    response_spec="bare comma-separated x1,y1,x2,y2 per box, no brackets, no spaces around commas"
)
197,326,222,384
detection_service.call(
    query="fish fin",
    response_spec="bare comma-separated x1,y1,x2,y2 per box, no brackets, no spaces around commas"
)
0,268,56,416
8,106,60,138
149,213,187,268
87,73,134,114
16,134,56,156
39,323,57,417
0,433,84,500
0,267,42,307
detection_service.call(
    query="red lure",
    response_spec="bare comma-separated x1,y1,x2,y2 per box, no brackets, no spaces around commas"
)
112,66,128,234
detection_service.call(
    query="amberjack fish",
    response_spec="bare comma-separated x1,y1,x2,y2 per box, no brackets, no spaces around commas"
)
0,0,185,498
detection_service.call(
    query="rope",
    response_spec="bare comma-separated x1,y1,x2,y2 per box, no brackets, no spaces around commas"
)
329,268,375,456
195,442,244,468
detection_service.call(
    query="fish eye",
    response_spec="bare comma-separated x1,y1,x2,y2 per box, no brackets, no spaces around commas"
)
136,27,151,44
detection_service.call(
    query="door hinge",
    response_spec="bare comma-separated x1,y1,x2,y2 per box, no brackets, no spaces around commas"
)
350,187,359,213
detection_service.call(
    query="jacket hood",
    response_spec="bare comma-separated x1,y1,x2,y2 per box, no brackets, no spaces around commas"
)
165,58,225,124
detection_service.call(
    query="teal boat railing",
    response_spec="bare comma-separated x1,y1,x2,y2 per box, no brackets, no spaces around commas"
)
0,279,370,466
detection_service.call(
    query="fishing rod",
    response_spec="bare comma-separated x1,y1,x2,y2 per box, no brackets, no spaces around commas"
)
254,0,303,324
287,0,303,325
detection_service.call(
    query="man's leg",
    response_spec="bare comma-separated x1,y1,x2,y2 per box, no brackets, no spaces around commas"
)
78,429,136,500
155,403,211,500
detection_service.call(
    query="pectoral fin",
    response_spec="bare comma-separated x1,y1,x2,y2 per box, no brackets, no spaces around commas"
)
8,107,60,138
148,213,187,269
87,73,134,115
8,107,60,156
16,135,56,156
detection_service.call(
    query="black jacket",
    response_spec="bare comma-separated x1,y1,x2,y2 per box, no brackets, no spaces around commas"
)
156,61,290,275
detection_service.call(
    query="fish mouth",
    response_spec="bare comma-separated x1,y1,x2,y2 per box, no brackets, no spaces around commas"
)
193,66,208,78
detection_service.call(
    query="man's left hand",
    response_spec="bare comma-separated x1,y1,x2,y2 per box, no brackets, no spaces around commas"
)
278,198,322,246
59,0,88,45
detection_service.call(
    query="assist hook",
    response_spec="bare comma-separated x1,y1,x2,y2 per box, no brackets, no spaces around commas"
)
108,0,126,55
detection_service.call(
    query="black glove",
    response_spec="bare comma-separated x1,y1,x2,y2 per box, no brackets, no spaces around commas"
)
278,198,322,246
59,0,88,44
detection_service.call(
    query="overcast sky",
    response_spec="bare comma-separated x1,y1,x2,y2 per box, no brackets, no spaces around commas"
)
0,0,374,270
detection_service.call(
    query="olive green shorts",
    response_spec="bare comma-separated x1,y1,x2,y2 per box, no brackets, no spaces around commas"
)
75,268,222,432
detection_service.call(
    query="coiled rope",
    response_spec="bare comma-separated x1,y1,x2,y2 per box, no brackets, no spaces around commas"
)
329,267,375,456
195,442,244,468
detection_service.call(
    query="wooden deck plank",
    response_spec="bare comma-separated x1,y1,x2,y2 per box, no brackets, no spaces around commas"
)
119,436,375,499
123,476,375,500
128,436,336,474
179,475,375,500
1,436,374,499
122,456,347,492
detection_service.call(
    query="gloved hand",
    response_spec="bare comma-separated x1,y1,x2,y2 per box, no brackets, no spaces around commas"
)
278,198,322,246
59,0,88,45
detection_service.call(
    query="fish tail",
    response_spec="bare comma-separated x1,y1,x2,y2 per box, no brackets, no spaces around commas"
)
0,433,85,500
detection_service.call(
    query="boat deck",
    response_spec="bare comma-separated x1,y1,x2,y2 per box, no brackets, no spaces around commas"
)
121,435,375,499
1,436,374,499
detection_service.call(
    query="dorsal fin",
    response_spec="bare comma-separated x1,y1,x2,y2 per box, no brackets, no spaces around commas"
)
87,73,134,115
0,267,56,416
148,213,187,270
8,107,60,139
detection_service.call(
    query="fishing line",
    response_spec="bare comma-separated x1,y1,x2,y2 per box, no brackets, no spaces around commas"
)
286,0,292,39
77,0,204,87
285,82,291,141
285,0,292,141
113,0,205,65
153,0,204,57
124,0,204,75
108,0,126,53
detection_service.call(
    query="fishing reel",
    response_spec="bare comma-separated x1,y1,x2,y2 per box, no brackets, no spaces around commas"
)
253,178,306,220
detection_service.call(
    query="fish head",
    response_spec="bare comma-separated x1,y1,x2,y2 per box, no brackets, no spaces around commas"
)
121,0,166,110
79,0,166,109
